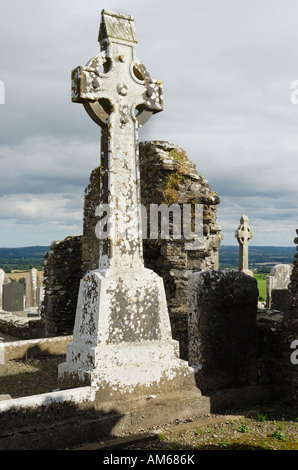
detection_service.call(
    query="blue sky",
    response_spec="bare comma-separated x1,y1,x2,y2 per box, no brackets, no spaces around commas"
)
1,0,298,247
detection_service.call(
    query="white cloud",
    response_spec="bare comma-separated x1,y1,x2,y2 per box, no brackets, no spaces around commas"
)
1,0,298,247
0,136,98,195
0,193,82,222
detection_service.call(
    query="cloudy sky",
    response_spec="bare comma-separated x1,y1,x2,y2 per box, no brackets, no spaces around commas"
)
0,0,298,247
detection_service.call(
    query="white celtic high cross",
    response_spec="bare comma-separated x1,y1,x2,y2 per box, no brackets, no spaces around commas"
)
58,11,198,396
72,9,163,270
235,214,253,276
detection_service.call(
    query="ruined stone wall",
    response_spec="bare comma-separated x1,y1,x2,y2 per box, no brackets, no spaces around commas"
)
41,236,82,337
81,167,101,274
187,269,292,398
139,141,222,358
281,231,298,400
0,312,45,340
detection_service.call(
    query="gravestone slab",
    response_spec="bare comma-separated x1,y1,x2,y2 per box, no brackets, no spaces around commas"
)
0,270,11,310
3,282,24,312
266,264,293,308
188,270,259,393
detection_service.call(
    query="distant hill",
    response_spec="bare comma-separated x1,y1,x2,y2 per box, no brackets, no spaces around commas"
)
0,246,50,272
219,245,295,272
0,244,295,273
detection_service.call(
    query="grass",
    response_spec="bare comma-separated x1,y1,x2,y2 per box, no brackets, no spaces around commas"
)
237,423,250,433
0,356,65,398
255,411,268,422
128,405,298,451
254,273,267,301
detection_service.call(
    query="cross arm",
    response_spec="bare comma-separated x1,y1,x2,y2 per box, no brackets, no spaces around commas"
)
132,61,163,126
71,45,163,128
71,52,108,104
71,52,113,127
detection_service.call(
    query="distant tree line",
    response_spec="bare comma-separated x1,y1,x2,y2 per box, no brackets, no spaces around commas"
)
0,246,49,272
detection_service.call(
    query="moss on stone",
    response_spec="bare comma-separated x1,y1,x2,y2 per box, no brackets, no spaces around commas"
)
163,172,183,204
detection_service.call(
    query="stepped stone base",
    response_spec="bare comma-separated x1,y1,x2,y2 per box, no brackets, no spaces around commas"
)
58,267,201,404
0,383,280,450
59,340,202,403
0,385,210,450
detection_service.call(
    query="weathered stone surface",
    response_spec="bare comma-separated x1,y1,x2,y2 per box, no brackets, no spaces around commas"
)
139,141,222,301
139,141,222,358
188,270,259,393
58,267,199,398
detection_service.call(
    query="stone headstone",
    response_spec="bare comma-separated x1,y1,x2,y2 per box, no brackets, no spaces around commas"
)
271,288,289,312
0,269,11,310
266,264,293,309
37,286,44,308
235,214,254,276
2,282,24,312
58,10,203,412
188,270,259,393
25,268,43,308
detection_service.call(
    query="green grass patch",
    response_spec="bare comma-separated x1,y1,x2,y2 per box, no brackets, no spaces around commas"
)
254,273,267,301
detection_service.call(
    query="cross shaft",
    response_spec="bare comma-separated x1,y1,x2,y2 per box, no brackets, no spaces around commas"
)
71,10,163,269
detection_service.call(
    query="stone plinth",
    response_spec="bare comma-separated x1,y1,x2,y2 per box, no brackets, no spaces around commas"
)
58,266,201,402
